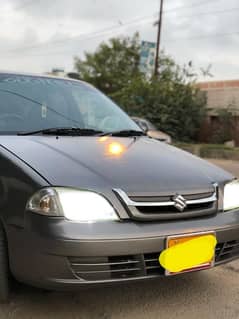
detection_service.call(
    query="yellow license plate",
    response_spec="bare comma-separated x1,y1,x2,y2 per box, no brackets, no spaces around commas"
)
164,232,216,276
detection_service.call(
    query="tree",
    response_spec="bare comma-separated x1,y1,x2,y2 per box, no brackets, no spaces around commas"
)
210,102,237,144
112,69,206,142
74,34,206,142
74,33,141,96
110,52,206,141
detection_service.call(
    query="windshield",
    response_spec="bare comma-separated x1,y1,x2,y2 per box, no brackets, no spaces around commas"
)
0,74,140,135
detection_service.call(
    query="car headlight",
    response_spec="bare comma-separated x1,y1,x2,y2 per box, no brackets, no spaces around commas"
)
27,187,119,222
223,180,239,211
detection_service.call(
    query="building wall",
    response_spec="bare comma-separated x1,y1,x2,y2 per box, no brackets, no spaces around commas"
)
197,80,239,145
197,80,239,114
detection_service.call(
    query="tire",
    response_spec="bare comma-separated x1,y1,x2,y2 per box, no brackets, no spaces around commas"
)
0,225,10,302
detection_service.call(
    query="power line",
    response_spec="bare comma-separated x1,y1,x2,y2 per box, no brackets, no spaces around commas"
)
0,13,157,54
1,10,238,59
1,18,155,57
0,0,223,54
164,0,221,13
165,7,239,20
167,31,239,43
0,0,237,57
3,30,239,58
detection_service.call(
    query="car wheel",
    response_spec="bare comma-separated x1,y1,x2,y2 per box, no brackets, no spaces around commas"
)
0,224,10,302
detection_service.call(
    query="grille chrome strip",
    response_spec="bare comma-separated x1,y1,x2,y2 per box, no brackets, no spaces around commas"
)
71,260,139,267
76,268,142,274
113,184,217,207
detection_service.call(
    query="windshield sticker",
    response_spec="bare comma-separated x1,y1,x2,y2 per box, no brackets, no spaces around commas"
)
41,104,47,118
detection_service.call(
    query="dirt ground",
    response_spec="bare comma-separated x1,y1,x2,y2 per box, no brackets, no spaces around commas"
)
209,158,239,176
0,159,238,319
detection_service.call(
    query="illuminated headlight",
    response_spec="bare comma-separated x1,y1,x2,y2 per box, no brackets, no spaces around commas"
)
223,180,239,211
26,188,119,222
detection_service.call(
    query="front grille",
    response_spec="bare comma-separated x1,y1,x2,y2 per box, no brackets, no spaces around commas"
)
68,255,144,281
68,239,239,282
129,191,214,203
114,186,218,221
136,202,214,215
215,240,239,263
144,253,165,276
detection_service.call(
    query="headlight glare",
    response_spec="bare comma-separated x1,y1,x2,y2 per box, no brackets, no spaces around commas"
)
27,188,119,222
223,180,239,211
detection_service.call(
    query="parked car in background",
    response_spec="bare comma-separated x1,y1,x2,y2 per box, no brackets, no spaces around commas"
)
132,117,172,143
0,72,238,302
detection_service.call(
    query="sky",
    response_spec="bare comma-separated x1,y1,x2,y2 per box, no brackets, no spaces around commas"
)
0,0,239,80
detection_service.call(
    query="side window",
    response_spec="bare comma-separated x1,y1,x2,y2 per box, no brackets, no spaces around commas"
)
139,120,149,132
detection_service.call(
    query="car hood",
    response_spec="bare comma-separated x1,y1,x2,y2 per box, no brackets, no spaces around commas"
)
0,136,233,193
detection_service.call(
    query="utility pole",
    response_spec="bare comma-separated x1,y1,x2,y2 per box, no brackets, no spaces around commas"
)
154,0,164,77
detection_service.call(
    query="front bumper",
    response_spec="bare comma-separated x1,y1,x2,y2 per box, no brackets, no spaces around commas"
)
6,210,239,290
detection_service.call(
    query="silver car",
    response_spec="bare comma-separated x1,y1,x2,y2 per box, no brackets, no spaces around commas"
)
132,117,172,143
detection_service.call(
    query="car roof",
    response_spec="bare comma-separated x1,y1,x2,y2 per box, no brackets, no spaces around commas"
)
0,70,85,84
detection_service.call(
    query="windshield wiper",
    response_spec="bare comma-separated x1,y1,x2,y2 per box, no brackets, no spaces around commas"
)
99,130,146,137
18,127,104,136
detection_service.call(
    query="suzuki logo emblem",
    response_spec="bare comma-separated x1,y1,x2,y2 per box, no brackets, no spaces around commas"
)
173,194,187,212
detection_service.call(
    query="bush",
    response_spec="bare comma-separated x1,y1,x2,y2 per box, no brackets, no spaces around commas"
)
112,73,206,142
200,145,239,160
175,143,239,160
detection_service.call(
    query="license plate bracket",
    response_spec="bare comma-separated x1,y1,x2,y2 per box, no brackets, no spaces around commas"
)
165,231,216,276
